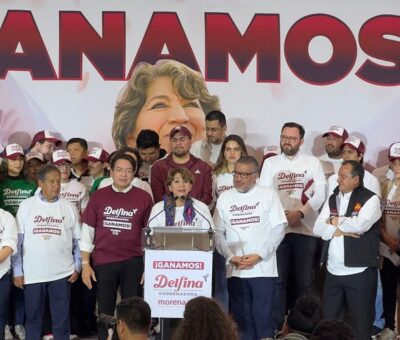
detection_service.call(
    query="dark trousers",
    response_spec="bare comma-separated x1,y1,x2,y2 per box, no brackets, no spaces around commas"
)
380,257,400,330
0,272,11,340
228,276,276,340
24,277,71,340
212,251,228,311
95,257,143,340
323,267,377,340
70,277,97,336
273,233,318,330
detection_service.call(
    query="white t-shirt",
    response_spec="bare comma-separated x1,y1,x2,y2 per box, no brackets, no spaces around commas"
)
213,185,287,278
148,198,213,229
382,182,400,239
60,179,89,214
259,152,326,236
15,195,81,284
327,170,381,198
319,154,343,179
98,177,153,201
215,172,234,197
0,208,17,278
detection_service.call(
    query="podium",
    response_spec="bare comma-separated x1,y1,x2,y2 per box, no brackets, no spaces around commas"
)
143,227,214,323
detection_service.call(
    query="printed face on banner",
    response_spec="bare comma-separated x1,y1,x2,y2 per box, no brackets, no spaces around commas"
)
131,77,206,152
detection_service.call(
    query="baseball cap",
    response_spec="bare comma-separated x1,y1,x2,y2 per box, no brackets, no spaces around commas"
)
25,151,45,163
322,126,349,139
342,136,365,154
52,150,71,165
263,145,280,159
87,147,109,163
389,142,400,161
1,144,24,160
169,126,192,139
30,130,62,148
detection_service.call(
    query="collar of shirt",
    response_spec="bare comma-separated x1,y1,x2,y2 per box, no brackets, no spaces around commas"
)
38,190,59,203
111,182,134,193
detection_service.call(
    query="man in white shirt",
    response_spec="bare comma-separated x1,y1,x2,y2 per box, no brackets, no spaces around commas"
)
190,110,227,168
314,160,381,340
214,156,287,339
259,122,326,331
12,164,81,340
319,125,348,179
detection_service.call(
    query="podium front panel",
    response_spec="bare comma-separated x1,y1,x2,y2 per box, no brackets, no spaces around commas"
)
144,249,213,318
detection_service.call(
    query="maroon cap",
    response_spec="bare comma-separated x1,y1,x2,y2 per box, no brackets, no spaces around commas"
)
322,126,349,139
263,145,280,159
341,136,366,154
30,130,62,148
1,144,24,160
169,126,192,139
389,142,400,162
87,147,109,163
51,150,71,166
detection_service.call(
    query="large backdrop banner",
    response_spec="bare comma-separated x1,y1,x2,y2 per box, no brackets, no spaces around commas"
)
0,1,399,167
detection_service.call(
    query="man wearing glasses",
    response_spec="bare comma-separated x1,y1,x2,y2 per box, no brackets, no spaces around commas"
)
150,125,213,208
259,122,326,332
214,155,287,340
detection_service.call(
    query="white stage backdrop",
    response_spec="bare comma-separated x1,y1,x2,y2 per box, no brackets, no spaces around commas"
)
0,1,399,168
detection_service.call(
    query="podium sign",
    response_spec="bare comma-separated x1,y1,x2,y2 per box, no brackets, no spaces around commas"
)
144,249,213,318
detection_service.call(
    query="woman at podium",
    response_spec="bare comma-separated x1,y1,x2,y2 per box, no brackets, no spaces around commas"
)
148,167,213,229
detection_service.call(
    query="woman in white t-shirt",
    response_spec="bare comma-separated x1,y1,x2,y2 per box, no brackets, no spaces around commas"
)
212,135,247,311
214,135,248,197
148,168,212,229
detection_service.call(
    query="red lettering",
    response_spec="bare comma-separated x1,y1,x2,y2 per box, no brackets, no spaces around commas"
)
128,12,199,77
285,15,356,85
357,15,400,86
60,12,125,80
205,13,280,82
0,11,56,79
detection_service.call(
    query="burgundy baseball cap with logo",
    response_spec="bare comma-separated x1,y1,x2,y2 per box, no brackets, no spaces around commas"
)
51,150,71,166
322,126,349,140
1,144,24,160
25,151,45,163
169,126,192,139
389,142,400,162
30,130,62,148
87,147,109,163
341,136,366,154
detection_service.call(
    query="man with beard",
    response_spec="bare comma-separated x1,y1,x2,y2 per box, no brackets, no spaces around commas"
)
150,126,213,207
190,110,227,168
320,126,349,180
259,122,326,332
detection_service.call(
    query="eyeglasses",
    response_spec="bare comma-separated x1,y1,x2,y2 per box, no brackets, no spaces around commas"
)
232,171,256,179
280,135,299,142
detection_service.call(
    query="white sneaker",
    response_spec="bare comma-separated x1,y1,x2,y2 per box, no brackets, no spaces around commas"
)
5,325,13,340
42,334,54,340
380,328,397,340
14,325,25,340
69,335,78,340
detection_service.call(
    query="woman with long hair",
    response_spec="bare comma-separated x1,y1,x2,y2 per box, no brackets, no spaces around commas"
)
212,135,248,311
214,135,248,197
0,144,37,340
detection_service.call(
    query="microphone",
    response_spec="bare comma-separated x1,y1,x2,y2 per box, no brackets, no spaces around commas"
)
145,207,166,248
192,203,214,251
